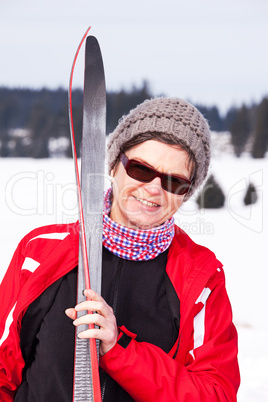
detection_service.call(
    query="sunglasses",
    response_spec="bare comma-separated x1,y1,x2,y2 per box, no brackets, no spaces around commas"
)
120,153,192,195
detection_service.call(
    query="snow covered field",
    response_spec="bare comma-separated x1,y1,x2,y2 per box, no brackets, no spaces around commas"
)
0,155,267,401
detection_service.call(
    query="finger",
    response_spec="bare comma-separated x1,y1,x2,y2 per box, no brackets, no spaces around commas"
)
77,326,116,342
83,288,103,302
65,308,77,320
77,327,103,340
75,300,113,320
78,289,114,317
73,312,106,328
75,300,103,314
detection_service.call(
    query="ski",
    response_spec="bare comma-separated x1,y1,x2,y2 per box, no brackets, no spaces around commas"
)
69,30,106,402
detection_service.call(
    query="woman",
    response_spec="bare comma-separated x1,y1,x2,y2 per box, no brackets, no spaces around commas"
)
0,98,240,401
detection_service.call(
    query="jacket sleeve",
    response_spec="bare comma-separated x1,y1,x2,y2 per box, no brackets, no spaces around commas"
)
100,269,240,402
0,237,28,401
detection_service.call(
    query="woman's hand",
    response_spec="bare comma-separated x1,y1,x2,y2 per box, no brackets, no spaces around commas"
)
65,289,118,356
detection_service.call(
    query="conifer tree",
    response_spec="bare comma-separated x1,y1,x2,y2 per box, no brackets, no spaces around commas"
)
230,105,251,157
196,175,225,209
243,183,258,206
251,97,268,158
27,101,50,158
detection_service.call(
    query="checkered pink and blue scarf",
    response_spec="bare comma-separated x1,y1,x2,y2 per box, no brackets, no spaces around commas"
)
102,188,175,261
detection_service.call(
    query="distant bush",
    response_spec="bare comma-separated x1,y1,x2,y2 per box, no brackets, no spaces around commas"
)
196,175,225,209
243,183,258,206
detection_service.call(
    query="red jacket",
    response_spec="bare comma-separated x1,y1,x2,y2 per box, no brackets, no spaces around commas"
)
0,222,240,401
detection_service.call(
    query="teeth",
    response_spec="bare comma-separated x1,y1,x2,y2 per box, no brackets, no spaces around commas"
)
134,196,159,207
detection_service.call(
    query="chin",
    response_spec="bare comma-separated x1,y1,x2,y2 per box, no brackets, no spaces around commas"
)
126,216,164,230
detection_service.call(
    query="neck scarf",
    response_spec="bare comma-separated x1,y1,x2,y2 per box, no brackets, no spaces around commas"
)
102,188,175,261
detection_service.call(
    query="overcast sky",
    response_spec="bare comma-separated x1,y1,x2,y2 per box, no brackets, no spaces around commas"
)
0,0,267,114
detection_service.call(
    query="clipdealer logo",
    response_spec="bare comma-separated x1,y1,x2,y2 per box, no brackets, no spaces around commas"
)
4,169,264,234
5,170,78,221
5,170,111,222
174,169,264,235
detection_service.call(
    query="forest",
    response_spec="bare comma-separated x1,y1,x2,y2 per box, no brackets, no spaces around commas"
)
0,82,267,158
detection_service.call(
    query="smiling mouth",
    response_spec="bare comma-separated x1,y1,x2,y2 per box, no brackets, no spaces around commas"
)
133,196,160,207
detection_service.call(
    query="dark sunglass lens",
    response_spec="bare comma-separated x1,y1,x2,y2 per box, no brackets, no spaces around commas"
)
162,175,190,195
128,161,155,182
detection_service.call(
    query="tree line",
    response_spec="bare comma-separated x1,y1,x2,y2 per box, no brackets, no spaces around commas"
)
0,83,267,158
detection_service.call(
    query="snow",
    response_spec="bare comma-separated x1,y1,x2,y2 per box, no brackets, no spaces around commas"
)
1,155,268,401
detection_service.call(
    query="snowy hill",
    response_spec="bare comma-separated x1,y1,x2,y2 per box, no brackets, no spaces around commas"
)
0,155,267,401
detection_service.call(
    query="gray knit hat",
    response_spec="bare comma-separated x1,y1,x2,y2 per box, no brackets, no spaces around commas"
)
107,97,211,197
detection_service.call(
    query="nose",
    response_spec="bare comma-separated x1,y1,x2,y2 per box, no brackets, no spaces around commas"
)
143,177,162,195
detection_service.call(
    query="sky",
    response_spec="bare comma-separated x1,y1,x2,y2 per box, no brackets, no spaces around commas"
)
0,0,267,115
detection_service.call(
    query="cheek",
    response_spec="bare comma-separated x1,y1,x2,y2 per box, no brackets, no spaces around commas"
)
112,166,126,192
167,195,184,213
113,166,143,196
112,171,138,205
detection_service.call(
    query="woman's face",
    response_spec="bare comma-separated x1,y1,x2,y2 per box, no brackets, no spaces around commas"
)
110,140,192,230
